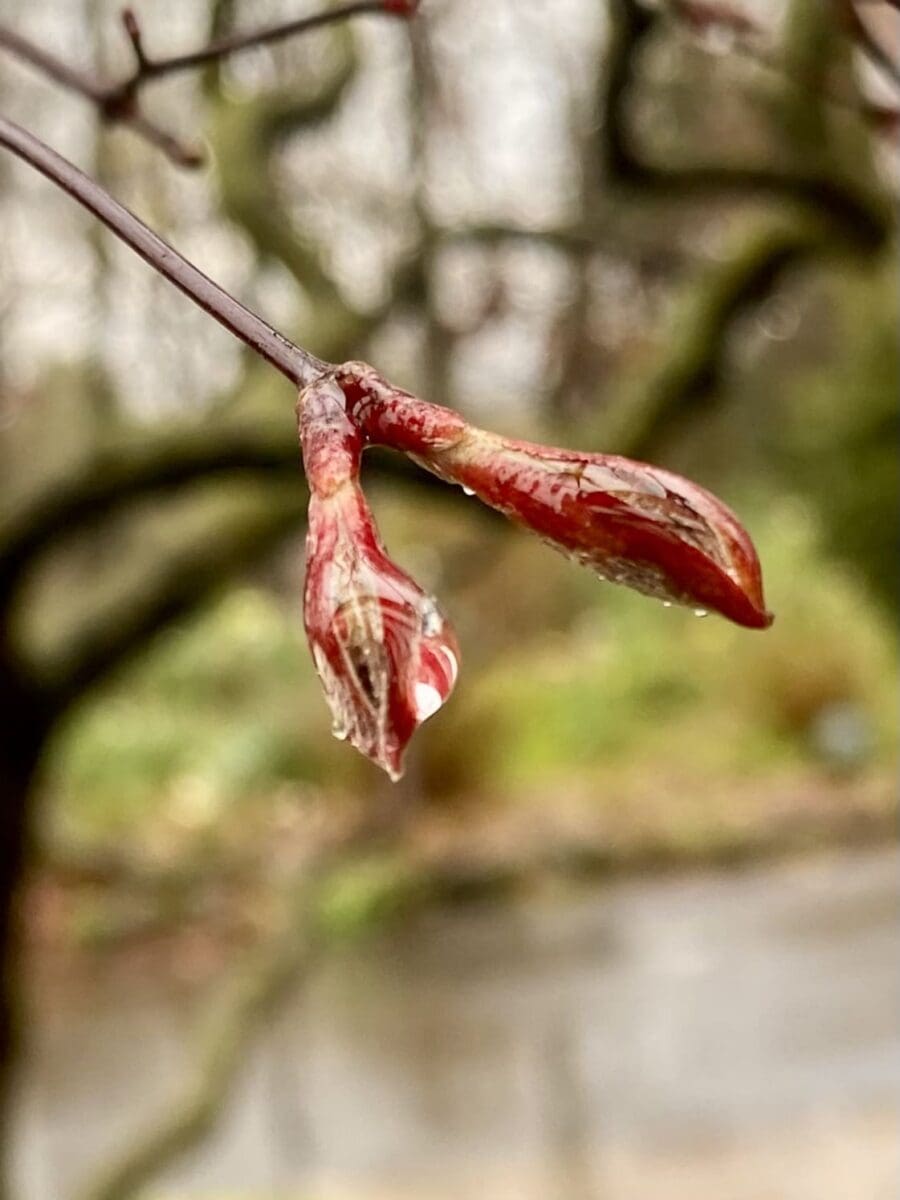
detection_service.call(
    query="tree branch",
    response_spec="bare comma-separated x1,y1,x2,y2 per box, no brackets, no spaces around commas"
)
0,1,418,168
0,421,297,601
603,220,830,459
587,0,894,461
75,875,322,1200
0,420,451,609
114,0,416,83
31,487,305,716
600,0,891,251
0,24,201,168
661,1,900,129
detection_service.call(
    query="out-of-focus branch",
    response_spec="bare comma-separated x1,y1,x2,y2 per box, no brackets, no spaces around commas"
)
603,219,829,459
601,0,891,251
75,846,424,1200
205,35,371,363
30,487,304,716
203,5,430,364
0,421,451,612
663,0,900,129
114,0,416,83
0,1,418,168
75,875,322,1200
594,0,894,458
0,421,298,603
0,25,201,167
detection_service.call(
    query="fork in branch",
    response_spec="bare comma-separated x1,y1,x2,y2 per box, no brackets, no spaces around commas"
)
0,0,419,166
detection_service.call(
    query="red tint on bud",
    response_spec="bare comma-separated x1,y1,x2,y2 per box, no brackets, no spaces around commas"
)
299,379,459,780
435,435,772,629
381,0,420,16
335,364,772,630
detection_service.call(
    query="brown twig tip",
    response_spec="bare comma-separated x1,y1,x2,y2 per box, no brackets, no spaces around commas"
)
382,0,421,15
0,1,419,171
121,7,149,70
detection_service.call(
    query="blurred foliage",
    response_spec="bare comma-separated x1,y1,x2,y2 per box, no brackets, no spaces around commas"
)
780,256,899,611
43,483,897,858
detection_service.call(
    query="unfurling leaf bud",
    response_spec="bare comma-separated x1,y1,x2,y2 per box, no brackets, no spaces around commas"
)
335,365,773,630
299,379,459,780
427,434,771,629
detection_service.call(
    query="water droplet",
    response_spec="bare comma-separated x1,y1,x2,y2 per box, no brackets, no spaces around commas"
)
436,645,459,688
413,681,443,721
420,599,443,637
461,485,475,496
662,601,672,608
331,724,348,742
693,608,708,618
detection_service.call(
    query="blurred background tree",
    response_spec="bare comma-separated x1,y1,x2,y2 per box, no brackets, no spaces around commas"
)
0,0,897,1197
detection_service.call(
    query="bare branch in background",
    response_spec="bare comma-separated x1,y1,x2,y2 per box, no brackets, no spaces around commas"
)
75,875,323,1200
0,24,202,167
113,0,416,81
0,421,450,612
663,0,900,130
0,0,418,167
604,221,831,459
593,0,892,463
33,486,305,717
601,0,891,248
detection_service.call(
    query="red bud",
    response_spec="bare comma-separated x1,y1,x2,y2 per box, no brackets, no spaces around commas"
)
299,379,459,780
433,433,772,629
335,364,772,630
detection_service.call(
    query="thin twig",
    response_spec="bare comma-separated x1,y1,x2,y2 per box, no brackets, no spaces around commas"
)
601,0,889,250
120,9,150,74
0,115,326,386
112,0,416,83
0,25,201,167
0,1,418,167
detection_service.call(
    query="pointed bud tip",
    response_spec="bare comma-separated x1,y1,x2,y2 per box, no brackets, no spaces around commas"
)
304,489,459,783
740,604,774,631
